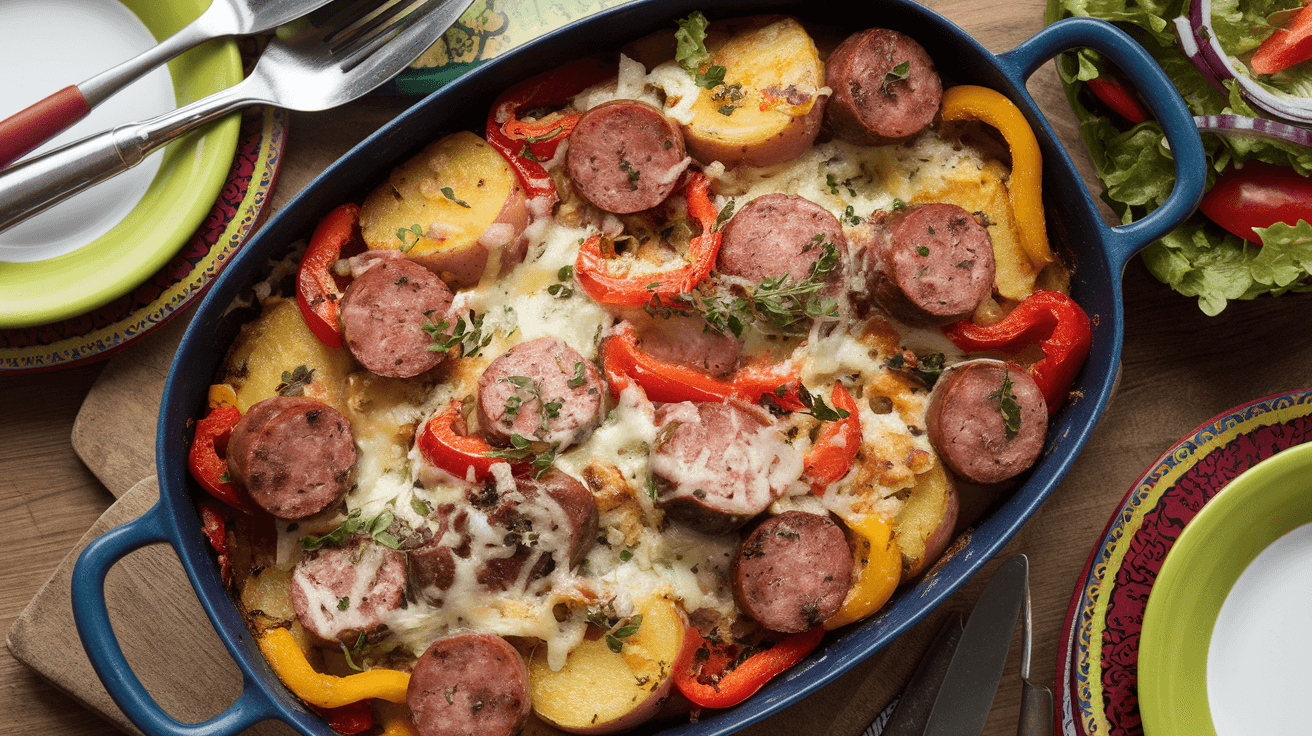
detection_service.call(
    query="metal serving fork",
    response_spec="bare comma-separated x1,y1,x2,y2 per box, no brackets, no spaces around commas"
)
0,0,341,169
0,0,472,233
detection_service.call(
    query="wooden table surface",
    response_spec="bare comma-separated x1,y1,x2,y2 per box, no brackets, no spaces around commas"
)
4,1,1312,734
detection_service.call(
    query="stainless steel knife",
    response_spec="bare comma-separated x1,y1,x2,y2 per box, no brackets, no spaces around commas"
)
921,554,1031,736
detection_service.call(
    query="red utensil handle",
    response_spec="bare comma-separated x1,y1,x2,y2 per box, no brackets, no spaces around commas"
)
0,85,91,169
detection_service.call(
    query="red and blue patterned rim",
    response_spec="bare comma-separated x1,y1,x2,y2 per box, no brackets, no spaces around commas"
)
1059,389,1312,736
0,36,287,373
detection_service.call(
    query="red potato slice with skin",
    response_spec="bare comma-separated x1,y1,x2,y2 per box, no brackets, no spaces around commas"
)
529,596,687,734
680,16,827,169
894,460,960,580
359,130,530,289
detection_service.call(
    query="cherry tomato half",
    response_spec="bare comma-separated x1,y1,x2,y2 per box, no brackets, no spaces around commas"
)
1199,163,1312,245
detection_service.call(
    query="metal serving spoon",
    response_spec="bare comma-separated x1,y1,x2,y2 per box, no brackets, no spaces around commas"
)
0,0,341,169
0,0,472,234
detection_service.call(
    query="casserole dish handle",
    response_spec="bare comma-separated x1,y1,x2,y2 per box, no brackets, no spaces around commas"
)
995,17,1208,272
71,502,281,736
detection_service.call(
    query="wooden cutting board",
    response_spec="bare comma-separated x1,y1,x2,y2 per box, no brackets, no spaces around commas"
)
9,1,1081,734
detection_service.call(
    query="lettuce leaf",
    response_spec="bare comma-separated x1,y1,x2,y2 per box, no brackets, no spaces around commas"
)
1054,0,1312,313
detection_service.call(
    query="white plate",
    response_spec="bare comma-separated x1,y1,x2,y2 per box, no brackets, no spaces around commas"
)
0,0,174,263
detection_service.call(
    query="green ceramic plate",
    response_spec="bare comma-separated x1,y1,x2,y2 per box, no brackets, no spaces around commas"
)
1139,441,1312,736
0,0,240,329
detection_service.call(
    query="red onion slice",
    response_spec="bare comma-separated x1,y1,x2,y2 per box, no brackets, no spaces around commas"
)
1175,0,1312,124
1194,113,1312,146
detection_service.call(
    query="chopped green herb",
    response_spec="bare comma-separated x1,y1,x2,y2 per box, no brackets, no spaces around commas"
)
300,508,401,551
518,144,543,162
883,60,911,92
618,155,640,190
714,199,736,232
674,12,712,76
440,187,471,208
567,361,588,389
341,642,364,671
695,64,727,89
411,497,430,516
619,549,633,562
916,246,930,257
424,311,495,358
798,384,851,422
219,470,230,483
826,174,840,195
276,365,315,397
842,205,864,226
396,223,424,252
337,596,349,611
892,198,907,212
988,369,1023,439
717,104,737,116
606,614,644,652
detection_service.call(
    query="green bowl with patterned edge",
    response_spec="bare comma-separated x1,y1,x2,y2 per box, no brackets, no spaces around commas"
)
1139,441,1312,735
0,0,240,329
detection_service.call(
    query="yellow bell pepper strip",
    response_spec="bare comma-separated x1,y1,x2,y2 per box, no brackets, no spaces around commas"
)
257,627,410,708
800,384,861,494
574,171,722,308
939,85,1053,270
824,514,901,630
943,289,1092,413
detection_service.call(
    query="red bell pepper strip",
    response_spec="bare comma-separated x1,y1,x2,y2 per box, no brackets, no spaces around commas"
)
943,290,1092,413
1252,4,1312,75
601,322,805,410
416,400,525,481
188,405,258,513
296,203,365,348
309,701,376,735
485,58,614,215
197,498,233,586
575,171,723,308
1086,75,1146,125
801,384,861,494
673,625,825,710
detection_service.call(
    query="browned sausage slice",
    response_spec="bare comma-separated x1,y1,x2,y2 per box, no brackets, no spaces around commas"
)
717,193,849,292
338,256,455,379
476,337,603,448
407,633,531,736
477,469,600,591
566,99,690,214
649,400,802,534
732,511,853,632
226,396,356,520
290,537,406,642
926,359,1048,484
825,28,942,145
866,203,995,325
636,314,743,378
408,503,470,603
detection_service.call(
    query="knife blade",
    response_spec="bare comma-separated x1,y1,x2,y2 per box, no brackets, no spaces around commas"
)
921,554,1030,736
872,612,966,736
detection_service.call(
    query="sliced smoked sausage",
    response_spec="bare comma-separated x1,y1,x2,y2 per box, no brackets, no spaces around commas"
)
477,469,600,591
649,400,803,534
339,256,455,379
290,537,406,642
408,633,531,736
408,504,470,603
825,28,942,145
926,359,1048,485
732,511,853,632
717,193,849,292
476,337,603,448
636,313,743,378
226,396,356,520
866,203,995,325
566,99,690,214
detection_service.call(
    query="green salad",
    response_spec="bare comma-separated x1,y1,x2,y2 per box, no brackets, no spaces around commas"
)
1050,0,1312,314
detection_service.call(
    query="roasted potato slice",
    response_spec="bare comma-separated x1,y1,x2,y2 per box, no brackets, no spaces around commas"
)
681,16,825,169
360,131,529,289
